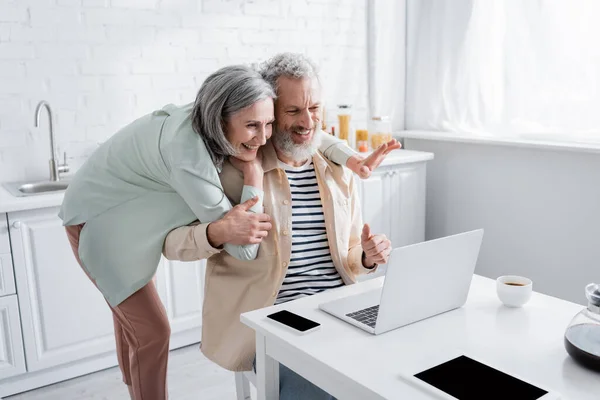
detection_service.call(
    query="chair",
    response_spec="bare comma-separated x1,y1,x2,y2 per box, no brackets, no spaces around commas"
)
235,370,256,400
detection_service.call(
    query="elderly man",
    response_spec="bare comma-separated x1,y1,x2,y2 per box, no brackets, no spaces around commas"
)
163,53,393,399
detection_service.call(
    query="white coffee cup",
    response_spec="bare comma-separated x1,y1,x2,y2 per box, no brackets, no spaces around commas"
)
496,275,533,307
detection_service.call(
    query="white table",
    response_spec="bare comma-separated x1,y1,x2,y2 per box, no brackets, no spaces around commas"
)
241,275,599,400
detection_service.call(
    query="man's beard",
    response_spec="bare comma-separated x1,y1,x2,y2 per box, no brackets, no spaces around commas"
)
272,123,322,162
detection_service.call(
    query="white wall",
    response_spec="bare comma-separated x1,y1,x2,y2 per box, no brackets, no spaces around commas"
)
0,0,367,183
406,138,600,305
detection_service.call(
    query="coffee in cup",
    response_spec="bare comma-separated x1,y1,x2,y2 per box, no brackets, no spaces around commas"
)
496,275,533,307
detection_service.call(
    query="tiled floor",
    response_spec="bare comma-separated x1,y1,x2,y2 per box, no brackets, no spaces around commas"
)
5,345,239,400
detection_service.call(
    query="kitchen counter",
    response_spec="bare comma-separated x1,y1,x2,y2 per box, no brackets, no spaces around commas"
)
372,148,433,167
0,184,65,214
0,149,433,214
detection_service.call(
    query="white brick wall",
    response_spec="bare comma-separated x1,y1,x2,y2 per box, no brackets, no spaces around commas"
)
0,0,367,183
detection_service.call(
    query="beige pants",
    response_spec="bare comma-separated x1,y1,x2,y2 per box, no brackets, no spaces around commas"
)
65,224,170,400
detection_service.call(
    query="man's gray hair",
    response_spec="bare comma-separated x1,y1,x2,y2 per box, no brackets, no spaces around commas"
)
259,52,320,93
191,65,275,169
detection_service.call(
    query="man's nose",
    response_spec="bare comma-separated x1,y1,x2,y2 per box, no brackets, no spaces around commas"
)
298,109,313,129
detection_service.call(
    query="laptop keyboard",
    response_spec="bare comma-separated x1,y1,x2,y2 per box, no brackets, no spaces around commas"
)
346,305,380,328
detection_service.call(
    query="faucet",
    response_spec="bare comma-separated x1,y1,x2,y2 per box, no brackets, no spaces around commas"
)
34,100,69,181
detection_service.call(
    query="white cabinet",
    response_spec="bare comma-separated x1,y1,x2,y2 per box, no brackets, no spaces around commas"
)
8,207,115,372
0,295,26,380
7,207,205,372
357,160,428,248
358,172,388,241
2,206,204,389
156,258,205,349
0,206,204,396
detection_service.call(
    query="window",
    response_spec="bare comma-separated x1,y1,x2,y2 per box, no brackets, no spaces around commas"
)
405,0,600,140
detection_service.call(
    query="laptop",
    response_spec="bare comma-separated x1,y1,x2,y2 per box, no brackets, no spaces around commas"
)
319,229,484,335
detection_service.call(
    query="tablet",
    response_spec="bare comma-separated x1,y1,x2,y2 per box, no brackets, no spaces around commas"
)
400,351,561,400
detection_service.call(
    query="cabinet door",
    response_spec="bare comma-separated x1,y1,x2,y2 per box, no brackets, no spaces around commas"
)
156,257,204,349
8,208,115,372
359,170,391,241
0,254,16,297
387,164,427,247
0,295,26,380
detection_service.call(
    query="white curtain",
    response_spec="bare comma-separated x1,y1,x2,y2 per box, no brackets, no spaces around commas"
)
405,0,600,139
367,0,406,131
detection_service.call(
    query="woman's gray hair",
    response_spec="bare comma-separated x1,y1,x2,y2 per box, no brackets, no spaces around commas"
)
259,52,320,93
191,64,275,169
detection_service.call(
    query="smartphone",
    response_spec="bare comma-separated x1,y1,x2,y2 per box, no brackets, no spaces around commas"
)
266,310,321,334
400,350,561,400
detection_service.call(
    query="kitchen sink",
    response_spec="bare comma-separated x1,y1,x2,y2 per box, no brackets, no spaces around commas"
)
3,180,70,197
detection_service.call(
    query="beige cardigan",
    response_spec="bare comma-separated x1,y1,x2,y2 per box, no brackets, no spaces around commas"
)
162,140,376,371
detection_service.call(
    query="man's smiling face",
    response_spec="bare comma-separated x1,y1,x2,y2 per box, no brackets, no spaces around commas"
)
271,76,323,161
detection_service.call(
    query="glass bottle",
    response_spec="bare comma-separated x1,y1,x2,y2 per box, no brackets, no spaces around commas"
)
564,283,600,371
369,116,393,150
337,104,353,147
356,129,369,152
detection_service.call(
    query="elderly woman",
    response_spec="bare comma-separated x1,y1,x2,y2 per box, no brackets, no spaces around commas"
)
60,64,389,399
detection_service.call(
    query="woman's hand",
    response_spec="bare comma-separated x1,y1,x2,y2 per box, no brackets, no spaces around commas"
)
346,139,402,179
207,196,272,247
230,150,264,190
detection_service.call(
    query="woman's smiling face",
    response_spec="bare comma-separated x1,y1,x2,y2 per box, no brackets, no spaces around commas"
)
225,97,275,161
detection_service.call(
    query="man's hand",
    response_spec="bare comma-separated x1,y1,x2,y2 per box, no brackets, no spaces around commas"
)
361,224,392,268
346,139,402,179
207,196,272,247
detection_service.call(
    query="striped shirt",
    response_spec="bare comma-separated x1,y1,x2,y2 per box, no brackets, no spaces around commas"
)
275,159,344,305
